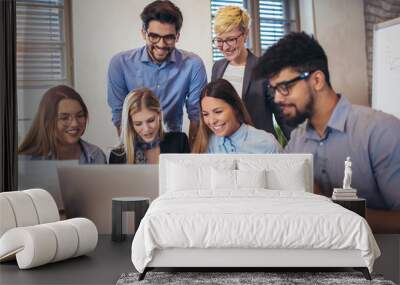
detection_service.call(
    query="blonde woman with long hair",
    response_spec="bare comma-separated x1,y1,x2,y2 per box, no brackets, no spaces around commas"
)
109,88,190,164
18,85,106,163
212,5,291,139
192,79,281,154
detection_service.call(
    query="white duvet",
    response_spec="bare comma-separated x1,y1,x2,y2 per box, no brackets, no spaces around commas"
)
131,190,380,273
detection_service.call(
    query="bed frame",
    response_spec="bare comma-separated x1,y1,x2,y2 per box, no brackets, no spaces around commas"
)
138,154,371,280
141,248,371,280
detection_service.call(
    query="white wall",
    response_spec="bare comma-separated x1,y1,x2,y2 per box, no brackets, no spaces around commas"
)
299,0,369,106
72,0,212,152
314,0,369,106
299,0,315,34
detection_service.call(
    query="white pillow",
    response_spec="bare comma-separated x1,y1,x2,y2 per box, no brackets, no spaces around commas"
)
238,159,308,191
166,160,235,191
267,165,306,191
211,168,236,190
236,169,267,189
211,169,267,190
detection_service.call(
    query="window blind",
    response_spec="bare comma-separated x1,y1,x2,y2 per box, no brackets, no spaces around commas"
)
259,0,287,52
16,0,70,141
16,0,67,89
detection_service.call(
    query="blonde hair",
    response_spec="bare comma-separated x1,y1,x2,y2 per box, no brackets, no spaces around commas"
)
18,85,88,159
119,88,164,164
214,5,250,34
192,79,253,153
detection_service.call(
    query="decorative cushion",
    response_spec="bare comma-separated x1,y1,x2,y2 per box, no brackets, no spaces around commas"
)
166,159,236,191
211,168,236,190
267,163,307,191
236,169,267,189
238,159,308,191
211,169,267,190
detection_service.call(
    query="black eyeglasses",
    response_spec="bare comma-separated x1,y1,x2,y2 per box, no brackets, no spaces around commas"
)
145,31,177,44
268,70,316,97
212,33,243,48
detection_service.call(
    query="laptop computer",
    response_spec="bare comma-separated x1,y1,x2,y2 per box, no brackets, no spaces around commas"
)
18,159,78,210
57,164,159,234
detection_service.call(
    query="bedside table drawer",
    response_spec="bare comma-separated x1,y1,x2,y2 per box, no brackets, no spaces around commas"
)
332,198,366,218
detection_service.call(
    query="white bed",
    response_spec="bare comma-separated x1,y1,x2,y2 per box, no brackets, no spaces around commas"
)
131,154,380,280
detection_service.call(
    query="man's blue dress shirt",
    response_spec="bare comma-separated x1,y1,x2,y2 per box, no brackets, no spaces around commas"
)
107,46,207,131
285,94,400,210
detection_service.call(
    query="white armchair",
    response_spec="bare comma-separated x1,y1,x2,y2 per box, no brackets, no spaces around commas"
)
0,189,98,269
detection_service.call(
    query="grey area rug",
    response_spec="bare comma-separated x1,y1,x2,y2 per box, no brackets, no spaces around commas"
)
116,271,396,285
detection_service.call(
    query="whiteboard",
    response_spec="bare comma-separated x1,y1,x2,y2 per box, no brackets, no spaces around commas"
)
372,17,400,119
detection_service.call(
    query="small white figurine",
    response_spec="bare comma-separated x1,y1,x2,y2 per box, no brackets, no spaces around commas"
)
343,157,352,189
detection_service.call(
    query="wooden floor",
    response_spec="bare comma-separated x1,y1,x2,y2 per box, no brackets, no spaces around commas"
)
0,235,133,285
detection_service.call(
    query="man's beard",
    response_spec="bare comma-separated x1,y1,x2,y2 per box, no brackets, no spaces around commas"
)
281,93,314,127
147,45,172,64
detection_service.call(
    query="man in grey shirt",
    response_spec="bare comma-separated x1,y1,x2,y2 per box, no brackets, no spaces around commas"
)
254,32,400,233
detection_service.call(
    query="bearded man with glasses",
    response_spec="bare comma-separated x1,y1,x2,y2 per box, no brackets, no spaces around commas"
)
254,32,400,233
107,0,207,144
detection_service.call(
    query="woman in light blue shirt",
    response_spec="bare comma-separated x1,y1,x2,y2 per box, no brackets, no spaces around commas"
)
192,79,281,154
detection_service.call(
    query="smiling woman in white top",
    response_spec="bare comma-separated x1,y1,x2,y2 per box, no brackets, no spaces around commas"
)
192,79,281,154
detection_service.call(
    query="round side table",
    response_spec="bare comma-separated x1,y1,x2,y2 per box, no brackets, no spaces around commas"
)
112,197,150,242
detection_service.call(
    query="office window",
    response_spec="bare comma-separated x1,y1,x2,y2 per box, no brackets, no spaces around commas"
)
210,0,298,61
259,0,288,52
16,0,72,140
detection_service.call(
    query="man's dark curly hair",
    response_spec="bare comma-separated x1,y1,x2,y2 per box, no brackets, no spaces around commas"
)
141,0,183,33
254,32,331,87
